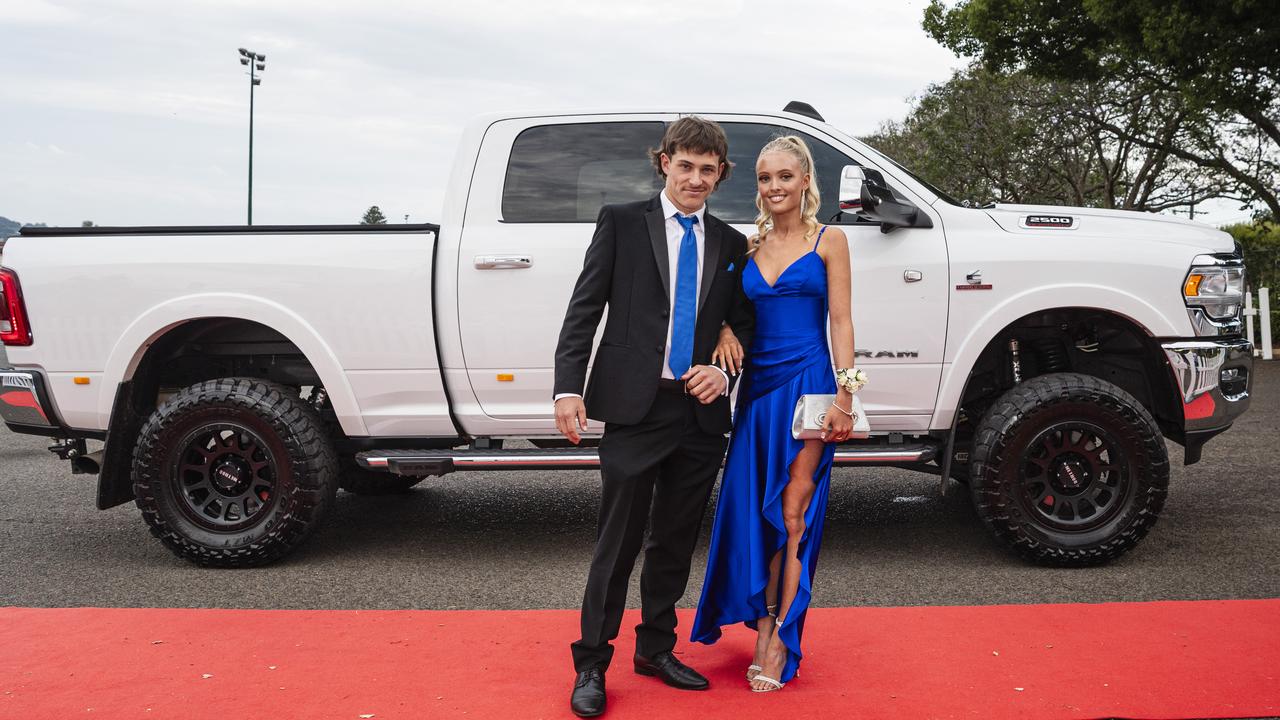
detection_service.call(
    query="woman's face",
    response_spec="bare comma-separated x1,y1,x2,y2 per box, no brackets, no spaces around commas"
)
756,150,809,217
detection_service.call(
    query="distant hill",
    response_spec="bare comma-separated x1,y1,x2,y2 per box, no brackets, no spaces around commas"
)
0,216,48,249
0,216,21,240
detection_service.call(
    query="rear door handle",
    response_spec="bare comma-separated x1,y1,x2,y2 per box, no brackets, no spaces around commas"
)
474,255,533,270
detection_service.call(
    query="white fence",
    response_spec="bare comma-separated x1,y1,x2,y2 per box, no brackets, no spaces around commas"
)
1245,288,1273,360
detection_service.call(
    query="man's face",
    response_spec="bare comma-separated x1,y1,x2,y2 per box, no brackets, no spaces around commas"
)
660,149,725,215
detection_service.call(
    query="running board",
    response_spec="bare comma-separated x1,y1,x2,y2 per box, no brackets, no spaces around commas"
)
356,442,938,477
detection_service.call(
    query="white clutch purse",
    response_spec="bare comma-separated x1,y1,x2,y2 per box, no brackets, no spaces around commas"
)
792,394,870,441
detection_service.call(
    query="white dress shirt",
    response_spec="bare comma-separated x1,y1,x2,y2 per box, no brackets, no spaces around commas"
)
555,190,729,402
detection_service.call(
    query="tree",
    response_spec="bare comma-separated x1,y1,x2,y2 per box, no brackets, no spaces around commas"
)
861,66,1227,211
1223,218,1280,333
360,206,388,225
924,0,1280,217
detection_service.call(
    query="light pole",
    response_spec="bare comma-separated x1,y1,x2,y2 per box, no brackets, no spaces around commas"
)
238,48,266,225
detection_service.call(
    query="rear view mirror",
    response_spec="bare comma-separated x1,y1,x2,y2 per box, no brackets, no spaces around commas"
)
841,164,934,233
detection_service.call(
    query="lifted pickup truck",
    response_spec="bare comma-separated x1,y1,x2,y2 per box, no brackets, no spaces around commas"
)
1,102,1253,568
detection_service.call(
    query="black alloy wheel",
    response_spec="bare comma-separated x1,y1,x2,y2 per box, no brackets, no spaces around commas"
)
969,373,1168,567
1017,421,1132,532
172,422,280,531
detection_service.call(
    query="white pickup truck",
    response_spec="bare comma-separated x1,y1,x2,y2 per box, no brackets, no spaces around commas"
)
0,102,1253,568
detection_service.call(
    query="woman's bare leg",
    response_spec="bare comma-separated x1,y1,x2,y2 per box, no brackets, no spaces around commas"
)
751,439,823,690
750,550,784,678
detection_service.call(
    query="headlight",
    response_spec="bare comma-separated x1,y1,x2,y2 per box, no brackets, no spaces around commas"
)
1184,264,1244,321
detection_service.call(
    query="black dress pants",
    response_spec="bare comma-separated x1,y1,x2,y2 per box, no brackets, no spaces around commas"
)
570,388,728,673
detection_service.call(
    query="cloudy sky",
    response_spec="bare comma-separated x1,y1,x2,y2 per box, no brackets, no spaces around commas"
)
1,0,967,227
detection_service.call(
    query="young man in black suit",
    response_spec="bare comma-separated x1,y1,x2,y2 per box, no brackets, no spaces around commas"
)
553,117,754,717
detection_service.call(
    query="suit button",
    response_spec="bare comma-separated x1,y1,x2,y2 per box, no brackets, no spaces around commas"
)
655,345,664,353
660,309,669,318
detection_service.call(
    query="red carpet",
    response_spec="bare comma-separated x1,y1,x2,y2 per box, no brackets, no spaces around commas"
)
1,600,1277,719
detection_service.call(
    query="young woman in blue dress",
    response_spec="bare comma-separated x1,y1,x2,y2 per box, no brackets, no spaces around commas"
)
690,135,858,692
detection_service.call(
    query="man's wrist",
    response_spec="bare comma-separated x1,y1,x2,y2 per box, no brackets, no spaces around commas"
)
707,365,730,396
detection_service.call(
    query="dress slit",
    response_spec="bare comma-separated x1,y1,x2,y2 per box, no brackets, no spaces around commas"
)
691,228,836,683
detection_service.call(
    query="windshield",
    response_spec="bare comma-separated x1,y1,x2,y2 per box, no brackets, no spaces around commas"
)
852,137,964,207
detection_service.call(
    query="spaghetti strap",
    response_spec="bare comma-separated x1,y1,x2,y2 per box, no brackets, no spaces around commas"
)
813,226,826,251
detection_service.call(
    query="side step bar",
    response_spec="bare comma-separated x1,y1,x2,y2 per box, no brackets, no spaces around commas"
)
356,442,938,477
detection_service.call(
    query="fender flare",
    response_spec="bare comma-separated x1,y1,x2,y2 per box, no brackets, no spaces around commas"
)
100,293,367,436
932,284,1184,428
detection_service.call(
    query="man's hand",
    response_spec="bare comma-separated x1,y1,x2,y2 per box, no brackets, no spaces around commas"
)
681,365,727,405
555,396,589,444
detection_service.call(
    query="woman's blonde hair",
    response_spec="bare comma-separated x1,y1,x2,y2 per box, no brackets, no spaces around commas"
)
750,135,821,254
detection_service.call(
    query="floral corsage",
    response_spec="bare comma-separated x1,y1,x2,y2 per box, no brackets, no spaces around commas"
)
835,367,868,394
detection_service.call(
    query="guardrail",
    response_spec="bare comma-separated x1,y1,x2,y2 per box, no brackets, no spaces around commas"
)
1245,287,1273,360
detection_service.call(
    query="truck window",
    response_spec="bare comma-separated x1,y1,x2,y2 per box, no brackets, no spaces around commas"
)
715,123,864,225
502,122,666,222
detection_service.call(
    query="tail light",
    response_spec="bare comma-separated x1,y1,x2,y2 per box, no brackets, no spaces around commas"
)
0,267,33,346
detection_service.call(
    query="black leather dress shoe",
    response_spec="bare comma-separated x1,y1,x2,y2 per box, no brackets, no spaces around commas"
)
633,651,709,690
570,668,606,718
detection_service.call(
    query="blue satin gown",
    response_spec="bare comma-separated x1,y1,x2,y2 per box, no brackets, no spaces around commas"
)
691,227,836,682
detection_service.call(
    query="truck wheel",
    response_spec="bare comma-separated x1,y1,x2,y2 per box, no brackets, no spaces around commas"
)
338,456,425,495
969,373,1168,567
132,378,338,568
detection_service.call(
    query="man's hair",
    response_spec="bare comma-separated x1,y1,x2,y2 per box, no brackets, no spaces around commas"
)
648,116,733,189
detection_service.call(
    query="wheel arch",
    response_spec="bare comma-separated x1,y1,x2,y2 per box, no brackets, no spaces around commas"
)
934,291,1184,431
101,294,365,436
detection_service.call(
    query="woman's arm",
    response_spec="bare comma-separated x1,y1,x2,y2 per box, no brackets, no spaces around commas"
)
821,227,856,438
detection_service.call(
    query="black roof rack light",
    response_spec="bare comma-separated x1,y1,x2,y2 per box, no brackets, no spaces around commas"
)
783,101,824,122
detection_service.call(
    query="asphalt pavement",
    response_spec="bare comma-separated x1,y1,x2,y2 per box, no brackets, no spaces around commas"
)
2,350,1277,611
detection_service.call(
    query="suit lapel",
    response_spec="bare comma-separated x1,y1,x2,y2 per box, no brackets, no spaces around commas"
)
697,214,723,312
645,197,670,302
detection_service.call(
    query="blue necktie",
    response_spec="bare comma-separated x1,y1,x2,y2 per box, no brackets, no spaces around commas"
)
669,214,699,379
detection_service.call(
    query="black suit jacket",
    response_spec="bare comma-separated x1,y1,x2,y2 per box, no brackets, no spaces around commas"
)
554,194,755,434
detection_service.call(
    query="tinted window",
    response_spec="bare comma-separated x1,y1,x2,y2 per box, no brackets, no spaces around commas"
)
713,123,863,225
502,122,665,222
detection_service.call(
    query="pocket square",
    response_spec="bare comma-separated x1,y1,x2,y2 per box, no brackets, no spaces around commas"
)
727,262,736,272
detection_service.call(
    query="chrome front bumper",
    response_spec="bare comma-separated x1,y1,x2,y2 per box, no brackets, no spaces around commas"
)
1161,338,1253,433
0,368,59,431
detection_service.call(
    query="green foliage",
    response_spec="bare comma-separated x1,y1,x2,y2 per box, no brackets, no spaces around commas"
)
861,66,1222,210
1223,219,1280,333
923,0,1280,216
360,205,388,225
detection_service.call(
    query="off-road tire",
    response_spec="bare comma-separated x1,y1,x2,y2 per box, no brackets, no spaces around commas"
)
132,378,338,567
969,373,1168,567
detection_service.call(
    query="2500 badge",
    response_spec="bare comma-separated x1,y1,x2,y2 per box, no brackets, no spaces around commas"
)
1023,215,1075,228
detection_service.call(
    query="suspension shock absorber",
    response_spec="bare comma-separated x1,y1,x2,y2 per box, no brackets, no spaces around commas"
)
1008,338,1023,385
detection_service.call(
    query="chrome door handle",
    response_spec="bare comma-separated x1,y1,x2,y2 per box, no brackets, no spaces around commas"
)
904,270,922,283
474,255,533,270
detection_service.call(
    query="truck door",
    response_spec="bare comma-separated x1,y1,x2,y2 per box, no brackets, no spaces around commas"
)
711,119,948,432
454,116,673,435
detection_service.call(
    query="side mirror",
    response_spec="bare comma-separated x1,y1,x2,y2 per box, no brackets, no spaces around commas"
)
843,164,934,233
838,165,866,215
